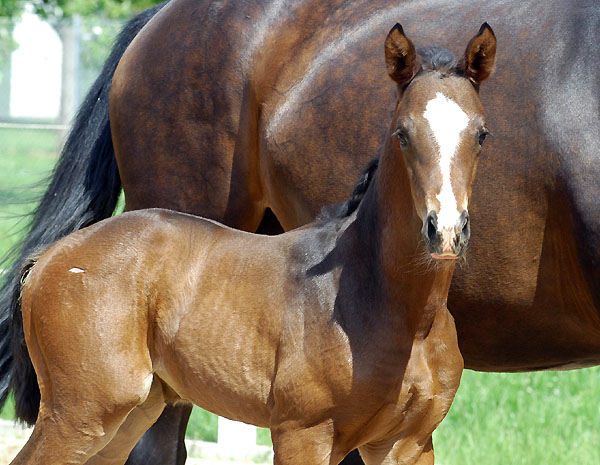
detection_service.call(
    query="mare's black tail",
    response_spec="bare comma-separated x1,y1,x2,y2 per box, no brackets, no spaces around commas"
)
0,3,166,425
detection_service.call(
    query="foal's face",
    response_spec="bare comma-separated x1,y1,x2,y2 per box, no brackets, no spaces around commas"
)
384,23,496,259
393,74,489,259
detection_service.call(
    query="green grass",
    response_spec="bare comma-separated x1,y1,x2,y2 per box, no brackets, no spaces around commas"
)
187,407,218,442
0,128,60,257
0,394,15,421
1,128,599,461
433,368,600,465
256,427,272,446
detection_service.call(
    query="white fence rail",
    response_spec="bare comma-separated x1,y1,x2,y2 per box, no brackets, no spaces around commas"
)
0,122,69,131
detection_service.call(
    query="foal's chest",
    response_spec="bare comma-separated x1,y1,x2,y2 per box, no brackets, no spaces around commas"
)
361,308,463,445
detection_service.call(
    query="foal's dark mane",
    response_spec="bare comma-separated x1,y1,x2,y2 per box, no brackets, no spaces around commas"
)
318,46,459,222
317,156,380,221
418,46,459,76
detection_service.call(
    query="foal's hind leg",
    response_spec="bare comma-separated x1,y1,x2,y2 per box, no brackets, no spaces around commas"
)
10,370,158,465
85,377,166,465
14,285,158,464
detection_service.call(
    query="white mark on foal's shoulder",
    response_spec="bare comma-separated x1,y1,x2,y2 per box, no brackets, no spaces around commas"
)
423,92,470,229
69,267,85,274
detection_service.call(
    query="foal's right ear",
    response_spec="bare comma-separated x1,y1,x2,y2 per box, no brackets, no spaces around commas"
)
384,23,421,89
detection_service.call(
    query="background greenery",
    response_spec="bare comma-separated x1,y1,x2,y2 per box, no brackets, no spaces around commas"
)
1,127,599,462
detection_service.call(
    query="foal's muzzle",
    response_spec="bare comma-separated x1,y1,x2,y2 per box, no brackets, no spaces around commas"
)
422,210,470,259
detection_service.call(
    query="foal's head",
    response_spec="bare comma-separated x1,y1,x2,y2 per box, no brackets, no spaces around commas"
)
384,23,496,259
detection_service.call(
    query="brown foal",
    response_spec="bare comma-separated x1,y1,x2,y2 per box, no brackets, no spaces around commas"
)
12,24,495,465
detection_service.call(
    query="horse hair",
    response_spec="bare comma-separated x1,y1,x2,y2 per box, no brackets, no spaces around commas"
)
418,46,459,75
317,156,380,222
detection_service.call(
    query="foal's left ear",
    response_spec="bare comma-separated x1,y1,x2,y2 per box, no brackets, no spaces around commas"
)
461,23,497,90
384,23,421,89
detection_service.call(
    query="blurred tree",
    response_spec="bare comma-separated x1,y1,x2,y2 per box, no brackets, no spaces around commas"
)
0,0,20,62
0,0,163,121
0,18,16,64
0,0,162,20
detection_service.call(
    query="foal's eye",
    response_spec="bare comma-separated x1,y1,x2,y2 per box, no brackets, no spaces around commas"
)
478,129,491,146
393,129,409,147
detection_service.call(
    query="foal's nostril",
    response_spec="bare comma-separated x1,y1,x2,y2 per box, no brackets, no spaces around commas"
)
426,211,438,242
459,210,470,242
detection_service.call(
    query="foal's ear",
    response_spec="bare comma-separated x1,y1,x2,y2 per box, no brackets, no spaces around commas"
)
384,23,421,89
461,23,497,90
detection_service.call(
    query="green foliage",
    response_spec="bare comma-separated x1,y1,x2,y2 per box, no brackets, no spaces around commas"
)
0,0,164,87
0,17,17,81
0,395,15,420
256,427,272,447
76,16,124,99
0,1,21,17
187,407,218,443
0,0,163,21
36,0,162,20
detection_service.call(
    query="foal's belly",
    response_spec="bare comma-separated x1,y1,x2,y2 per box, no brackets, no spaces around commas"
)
145,224,292,426
153,303,278,427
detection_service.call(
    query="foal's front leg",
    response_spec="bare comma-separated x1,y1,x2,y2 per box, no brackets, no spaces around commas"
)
271,421,348,465
412,437,434,465
358,436,434,465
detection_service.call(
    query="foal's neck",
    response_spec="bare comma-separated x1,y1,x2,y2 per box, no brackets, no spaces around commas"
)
354,135,456,337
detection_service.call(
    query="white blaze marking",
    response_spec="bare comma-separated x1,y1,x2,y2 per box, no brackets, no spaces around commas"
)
69,267,85,273
423,92,469,229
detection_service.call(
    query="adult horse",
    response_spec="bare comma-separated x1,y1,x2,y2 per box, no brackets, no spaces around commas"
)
11,25,495,464
0,0,598,464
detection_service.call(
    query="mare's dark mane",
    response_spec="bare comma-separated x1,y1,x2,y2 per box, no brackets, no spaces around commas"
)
318,46,458,222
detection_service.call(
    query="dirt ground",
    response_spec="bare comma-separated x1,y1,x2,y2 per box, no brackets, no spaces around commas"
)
0,421,30,465
0,420,271,465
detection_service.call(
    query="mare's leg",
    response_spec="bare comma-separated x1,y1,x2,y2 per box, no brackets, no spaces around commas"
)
358,436,434,465
125,405,191,465
85,378,167,465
